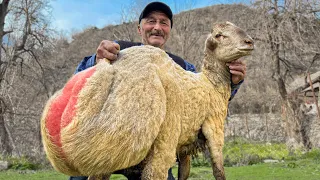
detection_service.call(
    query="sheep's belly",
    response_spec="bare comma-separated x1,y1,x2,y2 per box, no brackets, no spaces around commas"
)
43,62,168,175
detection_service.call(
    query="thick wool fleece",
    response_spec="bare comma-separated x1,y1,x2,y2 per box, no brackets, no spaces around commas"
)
41,22,254,180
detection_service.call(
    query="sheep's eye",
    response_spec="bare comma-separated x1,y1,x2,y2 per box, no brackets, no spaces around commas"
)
215,34,222,38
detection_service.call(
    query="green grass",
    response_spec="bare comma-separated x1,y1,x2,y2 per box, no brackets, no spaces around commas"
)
186,158,320,180
222,138,307,166
1,158,320,180
1,141,319,179
226,160,320,180
0,170,68,180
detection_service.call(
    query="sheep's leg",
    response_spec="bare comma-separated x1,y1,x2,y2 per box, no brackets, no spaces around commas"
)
141,132,179,180
141,113,180,180
202,119,225,180
178,154,191,180
139,72,182,180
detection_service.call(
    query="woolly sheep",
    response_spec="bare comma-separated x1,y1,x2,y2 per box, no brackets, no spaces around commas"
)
41,21,254,180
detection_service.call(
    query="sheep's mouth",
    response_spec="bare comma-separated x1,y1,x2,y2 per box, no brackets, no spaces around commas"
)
238,48,253,51
237,49,253,56
226,52,251,62
238,47,254,52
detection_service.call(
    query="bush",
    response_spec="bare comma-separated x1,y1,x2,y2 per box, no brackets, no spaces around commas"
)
223,138,290,166
300,149,320,161
6,156,41,170
287,162,298,168
191,154,211,167
186,139,320,168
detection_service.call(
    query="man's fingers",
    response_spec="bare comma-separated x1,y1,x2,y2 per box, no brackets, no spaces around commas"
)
105,51,118,61
228,58,247,84
230,70,245,84
112,42,120,51
97,49,117,60
230,69,243,75
229,64,246,74
107,43,120,55
227,59,245,65
96,41,120,61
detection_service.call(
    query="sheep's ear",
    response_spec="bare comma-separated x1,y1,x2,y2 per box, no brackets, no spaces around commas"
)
212,22,227,31
205,34,217,51
226,21,235,26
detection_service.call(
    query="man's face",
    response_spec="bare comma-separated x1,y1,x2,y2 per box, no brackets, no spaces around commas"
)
138,11,171,49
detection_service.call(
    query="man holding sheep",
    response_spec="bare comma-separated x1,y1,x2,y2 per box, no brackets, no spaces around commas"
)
70,1,246,180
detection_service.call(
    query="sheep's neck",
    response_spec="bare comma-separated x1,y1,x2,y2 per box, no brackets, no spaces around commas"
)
201,53,230,87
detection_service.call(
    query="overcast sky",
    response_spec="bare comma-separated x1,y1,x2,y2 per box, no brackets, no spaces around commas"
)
50,0,242,34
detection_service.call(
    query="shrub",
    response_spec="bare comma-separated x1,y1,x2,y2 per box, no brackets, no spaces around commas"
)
6,156,41,170
300,149,320,161
191,154,211,167
223,138,290,166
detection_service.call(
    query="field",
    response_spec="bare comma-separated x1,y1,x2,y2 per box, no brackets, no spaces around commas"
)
1,159,320,180
1,140,320,179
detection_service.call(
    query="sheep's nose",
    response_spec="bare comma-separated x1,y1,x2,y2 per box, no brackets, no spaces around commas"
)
244,39,254,46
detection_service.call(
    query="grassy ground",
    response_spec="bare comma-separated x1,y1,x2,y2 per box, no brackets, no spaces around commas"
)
190,159,320,180
1,159,319,180
1,140,319,179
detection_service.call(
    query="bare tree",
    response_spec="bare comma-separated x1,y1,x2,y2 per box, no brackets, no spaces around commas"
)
0,0,13,156
0,0,53,156
172,0,197,13
119,0,151,23
250,0,320,150
109,0,150,41
167,9,206,70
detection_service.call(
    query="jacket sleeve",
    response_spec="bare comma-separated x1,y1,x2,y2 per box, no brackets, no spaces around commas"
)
229,80,243,101
74,54,96,74
184,60,196,73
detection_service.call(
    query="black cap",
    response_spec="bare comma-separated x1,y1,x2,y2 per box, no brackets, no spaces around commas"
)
139,2,173,28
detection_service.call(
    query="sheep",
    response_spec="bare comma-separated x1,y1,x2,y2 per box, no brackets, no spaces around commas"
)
41,21,254,180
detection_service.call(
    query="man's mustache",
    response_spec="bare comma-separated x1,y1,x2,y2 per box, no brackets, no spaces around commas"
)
149,30,164,37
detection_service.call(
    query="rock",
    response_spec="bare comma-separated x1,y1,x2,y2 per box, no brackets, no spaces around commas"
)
263,159,279,163
0,161,9,170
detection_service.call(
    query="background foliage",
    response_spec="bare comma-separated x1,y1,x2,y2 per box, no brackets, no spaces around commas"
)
0,0,319,171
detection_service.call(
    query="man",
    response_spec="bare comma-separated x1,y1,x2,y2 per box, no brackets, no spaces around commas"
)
70,2,246,180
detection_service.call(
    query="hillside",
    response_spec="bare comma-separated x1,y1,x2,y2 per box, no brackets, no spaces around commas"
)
2,3,320,158
64,4,282,113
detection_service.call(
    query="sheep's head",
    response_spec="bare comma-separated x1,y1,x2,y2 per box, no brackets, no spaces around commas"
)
205,21,254,62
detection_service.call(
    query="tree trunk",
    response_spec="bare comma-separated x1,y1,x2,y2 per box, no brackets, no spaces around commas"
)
272,47,305,150
318,90,320,110
0,0,10,61
0,102,12,155
281,99,304,151
0,0,11,156
276,67,306,150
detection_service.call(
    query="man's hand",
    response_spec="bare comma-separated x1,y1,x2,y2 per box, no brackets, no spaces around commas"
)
96,40,120,64
227,58,246,84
